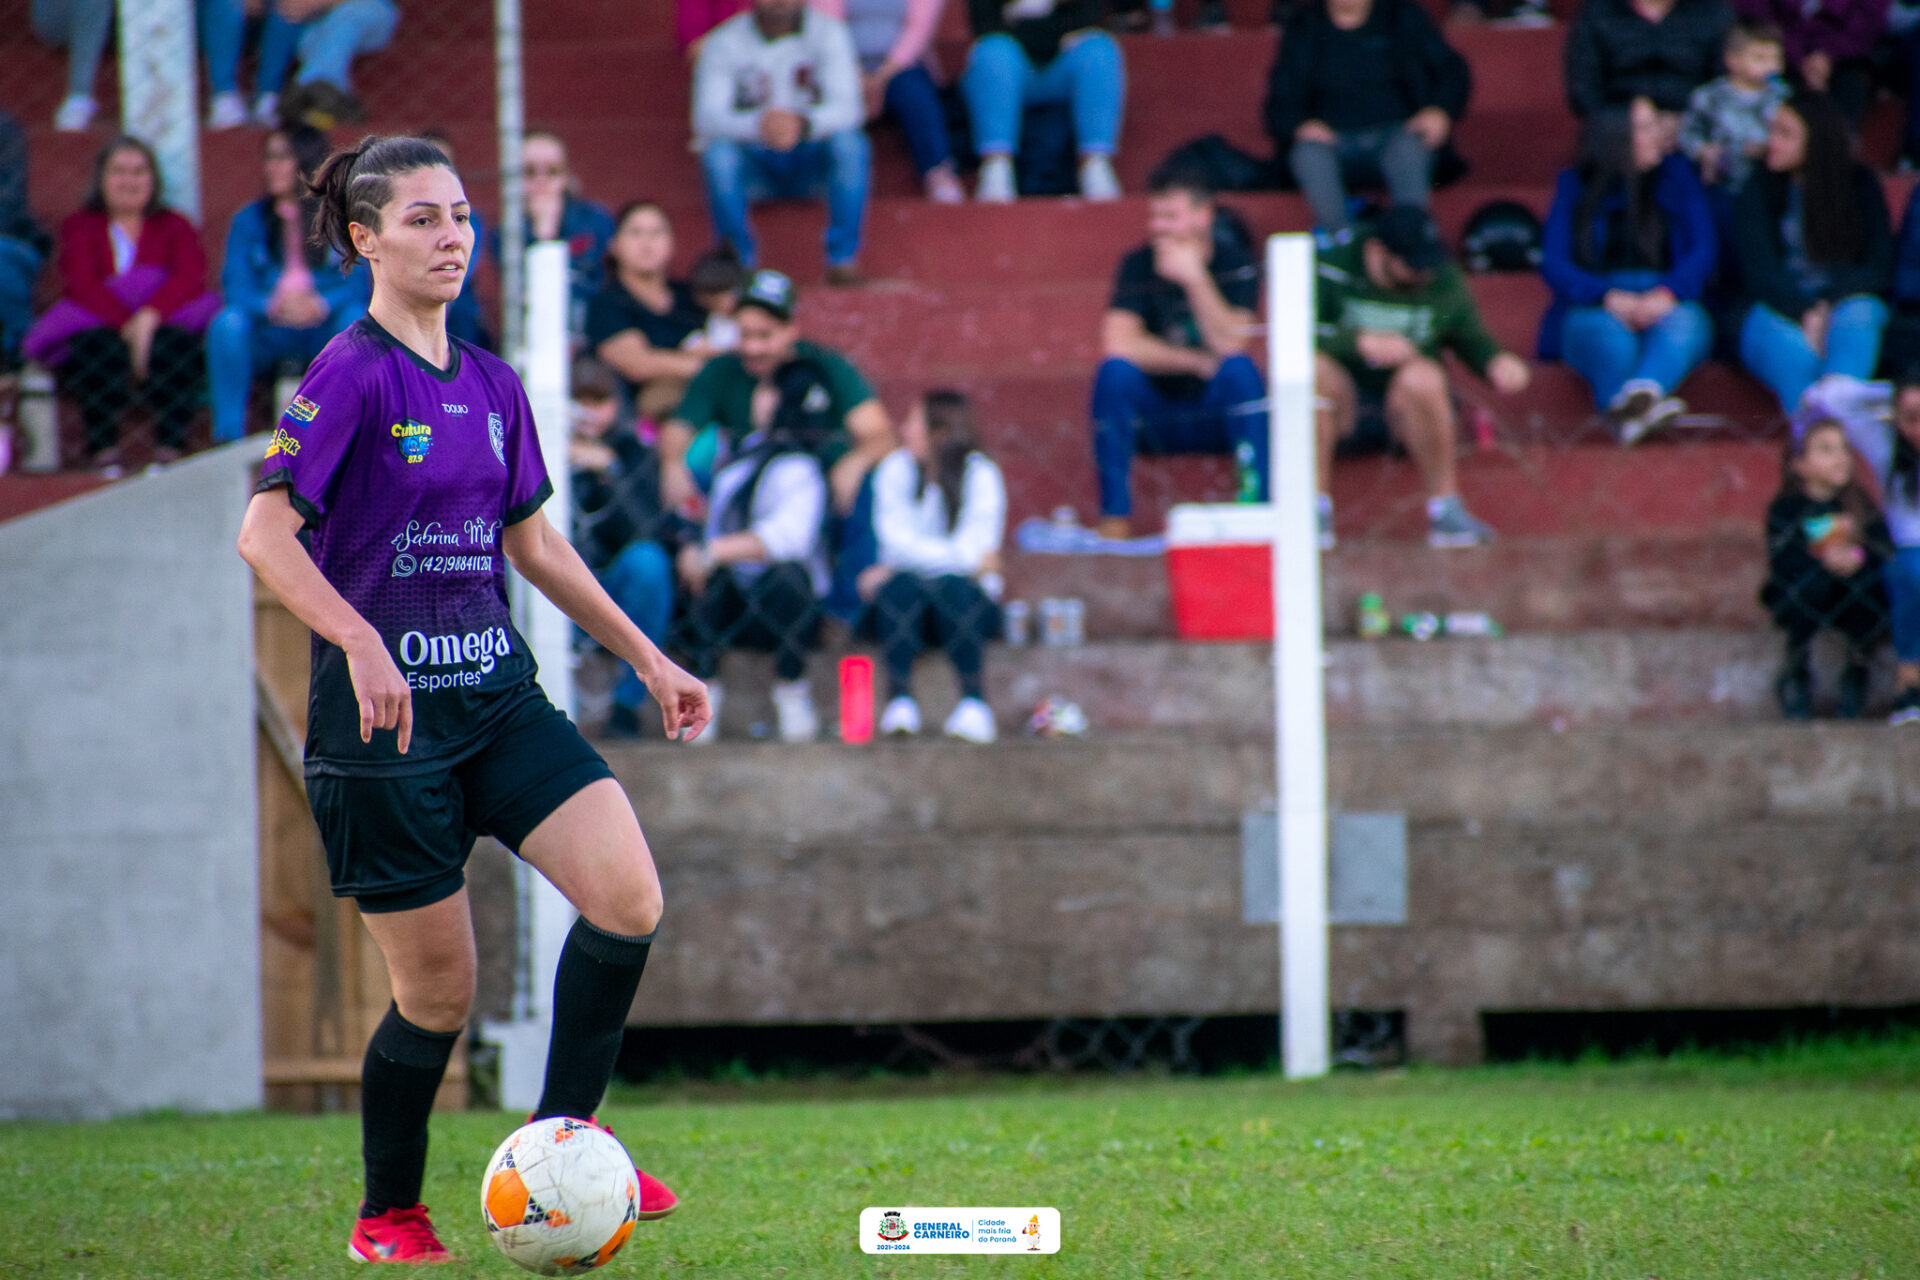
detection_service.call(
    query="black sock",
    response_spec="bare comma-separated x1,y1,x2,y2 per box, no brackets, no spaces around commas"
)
531,917,653,1122
360,1004,459,1217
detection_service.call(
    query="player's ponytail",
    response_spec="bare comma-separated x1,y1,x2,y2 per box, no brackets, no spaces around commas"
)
308,134,454,271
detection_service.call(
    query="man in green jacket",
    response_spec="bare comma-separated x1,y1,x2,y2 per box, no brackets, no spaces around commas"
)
1315,204,1531,549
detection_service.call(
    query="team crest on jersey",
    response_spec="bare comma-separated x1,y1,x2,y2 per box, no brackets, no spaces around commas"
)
285,395,319,423
392,418,433,463
488,412,505,466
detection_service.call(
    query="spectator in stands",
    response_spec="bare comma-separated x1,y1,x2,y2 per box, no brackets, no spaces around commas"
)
1733,0,1886,126
1541,98,1717,444
1761,413,1888,717
1680,21,1790,192
1880,184,1920,375
694,0,871,284
1315,203,1529,548
33,0,112,131
1797,374,1920,723
1565,0,1733,118
814,0,966,203
24,137,218,473
660,269,895,517
586,202,713,427
517,132,616,340
569,357,680,740
1261,0,1471,236
1732,90,1891,412
254,0,400,129
962,0,1125,202
689,248,749,353
0,111,46,374
862,388,1007,743
1090,161,1263,538
672,359,834,743
206,125,369,445
201,0,254,129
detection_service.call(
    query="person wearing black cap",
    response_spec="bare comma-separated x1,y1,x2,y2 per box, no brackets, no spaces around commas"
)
1314,202,1530,549
658,268,895,519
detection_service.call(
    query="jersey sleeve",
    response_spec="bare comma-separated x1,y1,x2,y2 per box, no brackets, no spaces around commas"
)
503,379,555,525
255,346,371,526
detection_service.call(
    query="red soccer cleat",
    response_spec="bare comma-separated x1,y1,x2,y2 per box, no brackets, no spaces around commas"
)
528,1114,681,1220
348,1203,453,1264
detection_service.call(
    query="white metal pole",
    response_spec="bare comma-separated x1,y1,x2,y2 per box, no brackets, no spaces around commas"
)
1266,234,1330,1080
495,0,527,365
118,0,200,222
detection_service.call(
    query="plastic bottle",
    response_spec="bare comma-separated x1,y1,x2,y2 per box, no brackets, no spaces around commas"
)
1355,592,1391,640
838,655,874,744
1442,611,1504,638
1234,441,1261,503
1003,600,1031,646
1401,611,1442,641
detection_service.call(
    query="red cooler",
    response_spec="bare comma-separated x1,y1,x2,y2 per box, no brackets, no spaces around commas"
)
1165,503,1275,640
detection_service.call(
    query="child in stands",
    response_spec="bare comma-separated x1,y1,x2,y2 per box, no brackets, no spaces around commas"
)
687,247,747,356
1760,413,1889,718
1680,21,1789,192
1795,374,1920,723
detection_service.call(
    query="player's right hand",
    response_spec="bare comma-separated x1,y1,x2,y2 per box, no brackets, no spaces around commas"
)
345,634,414,754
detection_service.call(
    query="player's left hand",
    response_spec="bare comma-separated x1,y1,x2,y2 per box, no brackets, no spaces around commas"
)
644,655,712,743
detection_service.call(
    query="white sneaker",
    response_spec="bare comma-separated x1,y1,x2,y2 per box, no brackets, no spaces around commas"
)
773,678,818,743
879,695,922,736
207,91,249,130
976,155,1016,203
686,679,722,745
942,696,997,744
1078,155,1122,201
251,92,280,126
54,95,96,132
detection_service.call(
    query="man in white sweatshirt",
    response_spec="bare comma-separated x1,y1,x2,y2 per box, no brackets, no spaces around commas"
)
693,0,871,285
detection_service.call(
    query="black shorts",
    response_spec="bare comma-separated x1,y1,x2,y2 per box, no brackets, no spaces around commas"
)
306,693,614,914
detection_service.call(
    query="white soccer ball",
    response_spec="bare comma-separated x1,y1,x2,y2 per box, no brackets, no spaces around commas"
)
481,1117,641,1275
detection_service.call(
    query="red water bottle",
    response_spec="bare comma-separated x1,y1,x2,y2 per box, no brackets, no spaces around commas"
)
839,655,874,744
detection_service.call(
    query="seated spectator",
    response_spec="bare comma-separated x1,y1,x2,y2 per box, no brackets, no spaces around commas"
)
694,0,872,284
1880,183,1920,376
0,110,46,373
200,0,253,129
963,0,1124,202
255,0,400,129
1541,98,1717,443
1797,374,1920,723
1733,0,1885,126
689,248,749,353
586,202,713,425
1733,90,1891,412
517,131,616,339
861,389,1007,743
1090,161,1264,538
569,357,680,739
33,0,112,131
1565,0,1733,118
660,269,895,517
24,137,218,473
1315,204,1529,548
1679,20,1790,192
206,125,369,445
672,360,834,743
1762,411,1889,717
1261,0,1470,236
814,0,965,203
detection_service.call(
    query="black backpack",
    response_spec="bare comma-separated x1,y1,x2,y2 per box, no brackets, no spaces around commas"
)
1460,199,1544,273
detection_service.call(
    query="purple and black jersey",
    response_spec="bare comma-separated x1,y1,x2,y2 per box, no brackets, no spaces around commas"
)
257,317,554,776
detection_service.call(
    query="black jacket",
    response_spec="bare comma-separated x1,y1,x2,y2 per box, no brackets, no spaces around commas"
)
1563,0,1732,117
1733,164,1893,317
1760,488,1890,622
572,432,670,572
967,0,1102,66
1262,0,1471,147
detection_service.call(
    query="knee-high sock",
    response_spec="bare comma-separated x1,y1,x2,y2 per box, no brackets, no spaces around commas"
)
360,1003,460,1216
532,916,654,1122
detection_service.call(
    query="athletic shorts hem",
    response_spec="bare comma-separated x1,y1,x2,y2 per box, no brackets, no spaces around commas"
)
351,870,468,914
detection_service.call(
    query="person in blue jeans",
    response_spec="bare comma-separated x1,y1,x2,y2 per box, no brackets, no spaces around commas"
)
569,358,680,739
1540,96,1717,444
693,0,871,282
1090,161,1264,536
254,0,400,127
198,0,253,129
963,0,1124,202
815,0,965,203
206,126,369,444
1732,88,1893,413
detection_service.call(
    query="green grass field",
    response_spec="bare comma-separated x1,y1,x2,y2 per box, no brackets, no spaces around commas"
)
7,1037,1920,1279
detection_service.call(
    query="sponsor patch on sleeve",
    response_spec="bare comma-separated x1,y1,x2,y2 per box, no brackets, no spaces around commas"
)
285,395,320,423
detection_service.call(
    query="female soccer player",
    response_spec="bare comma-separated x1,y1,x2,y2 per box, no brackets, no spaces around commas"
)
237,135,708,1264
